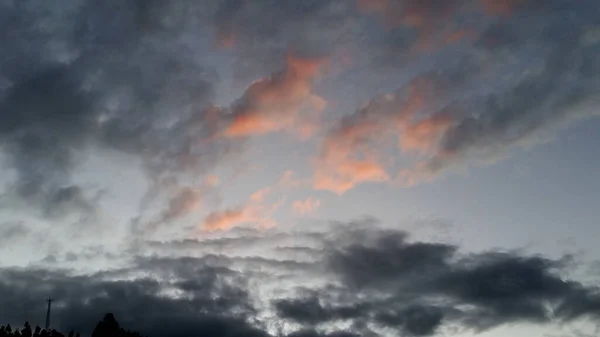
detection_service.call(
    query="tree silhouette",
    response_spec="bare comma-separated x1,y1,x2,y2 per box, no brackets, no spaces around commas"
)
21,322,31,337
91,313,142,337
1,313,142,337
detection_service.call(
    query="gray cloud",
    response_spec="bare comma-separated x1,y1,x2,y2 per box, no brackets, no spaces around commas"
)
270,225,600,336
0,257,262,337
1,223,600,336
0,221,30,246
316,0,600,187
287,330,362,337
410,0,600,179
211,0,358,79
0,0,237,218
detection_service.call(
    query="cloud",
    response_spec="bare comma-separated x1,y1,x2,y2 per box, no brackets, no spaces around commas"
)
398,0,600,184
199,171,297,232
480,0,526,15
271,225,600,335
159,188,203,222
201,207,263,232
223,53,327,139
313,76,440,194
204,175,220,186
357,0,460,29
0,1,238,218
210,1,355,79
316,0,600,190
314,160,390,195
0,222,30,246
275,294,366,326
292,197,321,216
399,112,453,154
358,0,526,28
0,257,265,337
313,105,391,194
2,221,600,336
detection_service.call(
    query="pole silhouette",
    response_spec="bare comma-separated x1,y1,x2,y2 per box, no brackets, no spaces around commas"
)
45,297,53,330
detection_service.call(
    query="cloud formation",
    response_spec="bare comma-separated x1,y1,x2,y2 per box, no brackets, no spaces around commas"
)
2,223,600,337
1,3,599,336
357,0,460,29
316,0,600,191
0,257,264,337
199,171,297,232
292,197,321,216
224,54,327,139
0,0,237,218
210,0,355,79
314,76,440,194
272,225,600,336
399,0,600,184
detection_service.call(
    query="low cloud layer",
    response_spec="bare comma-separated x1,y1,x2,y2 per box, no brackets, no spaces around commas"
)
1,223,600,336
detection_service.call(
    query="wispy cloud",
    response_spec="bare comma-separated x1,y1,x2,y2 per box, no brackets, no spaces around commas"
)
292,197,321,216
199,171,298,232
313,76,440,193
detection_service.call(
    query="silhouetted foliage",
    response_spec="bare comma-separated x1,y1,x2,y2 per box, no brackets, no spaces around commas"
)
91,314,142,337
1,314,142,337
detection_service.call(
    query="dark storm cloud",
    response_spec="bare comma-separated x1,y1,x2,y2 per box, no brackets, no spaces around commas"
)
287,330,362,337
2,223,600,336
270,224,600,335
329,230,456,288
0,0,237,217
275,294,366,326
0,65,97,215
0,257,264,337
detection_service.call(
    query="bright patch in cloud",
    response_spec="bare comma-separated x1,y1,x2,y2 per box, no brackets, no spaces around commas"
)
292,197,321,216
224,54,327,139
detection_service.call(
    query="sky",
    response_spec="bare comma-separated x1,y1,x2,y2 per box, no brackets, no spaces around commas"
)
0,0,600,336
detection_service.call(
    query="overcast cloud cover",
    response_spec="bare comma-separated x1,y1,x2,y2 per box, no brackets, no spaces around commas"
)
0,0,599,336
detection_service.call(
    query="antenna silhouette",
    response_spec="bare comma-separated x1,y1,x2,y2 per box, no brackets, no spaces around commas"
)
45,297,53,330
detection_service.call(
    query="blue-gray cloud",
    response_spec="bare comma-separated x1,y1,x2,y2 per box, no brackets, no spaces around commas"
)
3,224,600,336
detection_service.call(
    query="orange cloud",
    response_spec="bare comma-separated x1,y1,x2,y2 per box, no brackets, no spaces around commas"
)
199,171,296,232
313,77,438,194
200,205,277,232
200,198,280,232
202,208,244,231
250,187,271,203
314,159,389,195
292,197,321,216
314,114,390,194
204,175,220,186
224,54,327,139
399,113,453,154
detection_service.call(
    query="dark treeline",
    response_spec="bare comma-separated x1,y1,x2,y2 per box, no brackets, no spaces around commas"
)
1,313,143,337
